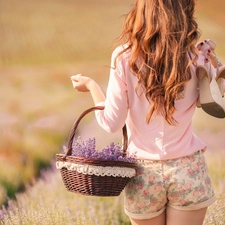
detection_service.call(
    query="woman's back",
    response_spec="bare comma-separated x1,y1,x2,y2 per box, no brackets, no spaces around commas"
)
95,46,206,160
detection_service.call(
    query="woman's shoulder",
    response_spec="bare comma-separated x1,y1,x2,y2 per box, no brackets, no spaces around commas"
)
112,44,131,59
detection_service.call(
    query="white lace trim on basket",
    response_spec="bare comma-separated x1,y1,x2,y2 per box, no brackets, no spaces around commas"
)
56,161,136,178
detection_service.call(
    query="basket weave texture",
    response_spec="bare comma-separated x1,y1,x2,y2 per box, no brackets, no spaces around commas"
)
55,106,136,197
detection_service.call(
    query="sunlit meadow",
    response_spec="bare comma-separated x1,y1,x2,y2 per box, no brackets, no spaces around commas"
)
0,0,225,224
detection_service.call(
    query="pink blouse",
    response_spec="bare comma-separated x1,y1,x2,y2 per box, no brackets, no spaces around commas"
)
95,45,212,160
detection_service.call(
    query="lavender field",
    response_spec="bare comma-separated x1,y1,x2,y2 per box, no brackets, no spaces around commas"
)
0,0,225,224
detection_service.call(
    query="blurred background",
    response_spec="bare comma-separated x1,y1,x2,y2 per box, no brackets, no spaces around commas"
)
0,0,225,207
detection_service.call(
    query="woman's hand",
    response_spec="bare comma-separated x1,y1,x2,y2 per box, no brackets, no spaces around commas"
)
71,74,94,92
196,39,216,54
196,39,222,67
71,74,106,104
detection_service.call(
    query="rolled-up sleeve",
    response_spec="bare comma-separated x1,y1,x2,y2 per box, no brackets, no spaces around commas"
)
95,47,128,133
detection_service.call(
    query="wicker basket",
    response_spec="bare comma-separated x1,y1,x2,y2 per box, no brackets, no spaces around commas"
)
55,106,136,197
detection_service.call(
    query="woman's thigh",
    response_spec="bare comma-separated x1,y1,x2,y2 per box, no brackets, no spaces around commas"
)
130,210,166,225
166,206,207,225
129,206,207,225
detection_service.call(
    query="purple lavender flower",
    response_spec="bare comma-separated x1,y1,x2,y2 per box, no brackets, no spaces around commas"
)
71,137,136,162
0,210,4,220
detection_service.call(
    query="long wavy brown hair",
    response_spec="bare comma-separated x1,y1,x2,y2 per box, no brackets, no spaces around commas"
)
117,0,200,125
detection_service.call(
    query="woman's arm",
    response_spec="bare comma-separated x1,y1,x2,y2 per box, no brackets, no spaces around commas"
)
71,74,105,105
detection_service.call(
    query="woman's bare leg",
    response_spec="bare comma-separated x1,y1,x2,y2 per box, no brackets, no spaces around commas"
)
129,210,166,225
129,207,207,225
166,206,207,225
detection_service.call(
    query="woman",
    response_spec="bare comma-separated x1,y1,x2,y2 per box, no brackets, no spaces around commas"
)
71,1,224,224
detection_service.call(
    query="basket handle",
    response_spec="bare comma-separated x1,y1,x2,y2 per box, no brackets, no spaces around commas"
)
64,106,128,158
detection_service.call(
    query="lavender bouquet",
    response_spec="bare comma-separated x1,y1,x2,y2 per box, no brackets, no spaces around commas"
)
69,137,136,163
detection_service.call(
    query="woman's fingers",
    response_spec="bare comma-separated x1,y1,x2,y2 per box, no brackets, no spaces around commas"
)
71,74,82,82
196,39,216,53
196,39,222,67
196,41,204,51
196,39,221,66
204,39,216,51
70,74,91,92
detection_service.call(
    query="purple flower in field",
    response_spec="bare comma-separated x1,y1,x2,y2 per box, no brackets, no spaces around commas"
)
71,137,136,163
7,200,15,213
1,205,7,214
0,210,4,220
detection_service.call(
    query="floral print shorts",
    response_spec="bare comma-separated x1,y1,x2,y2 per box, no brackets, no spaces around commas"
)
124,151,216,220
